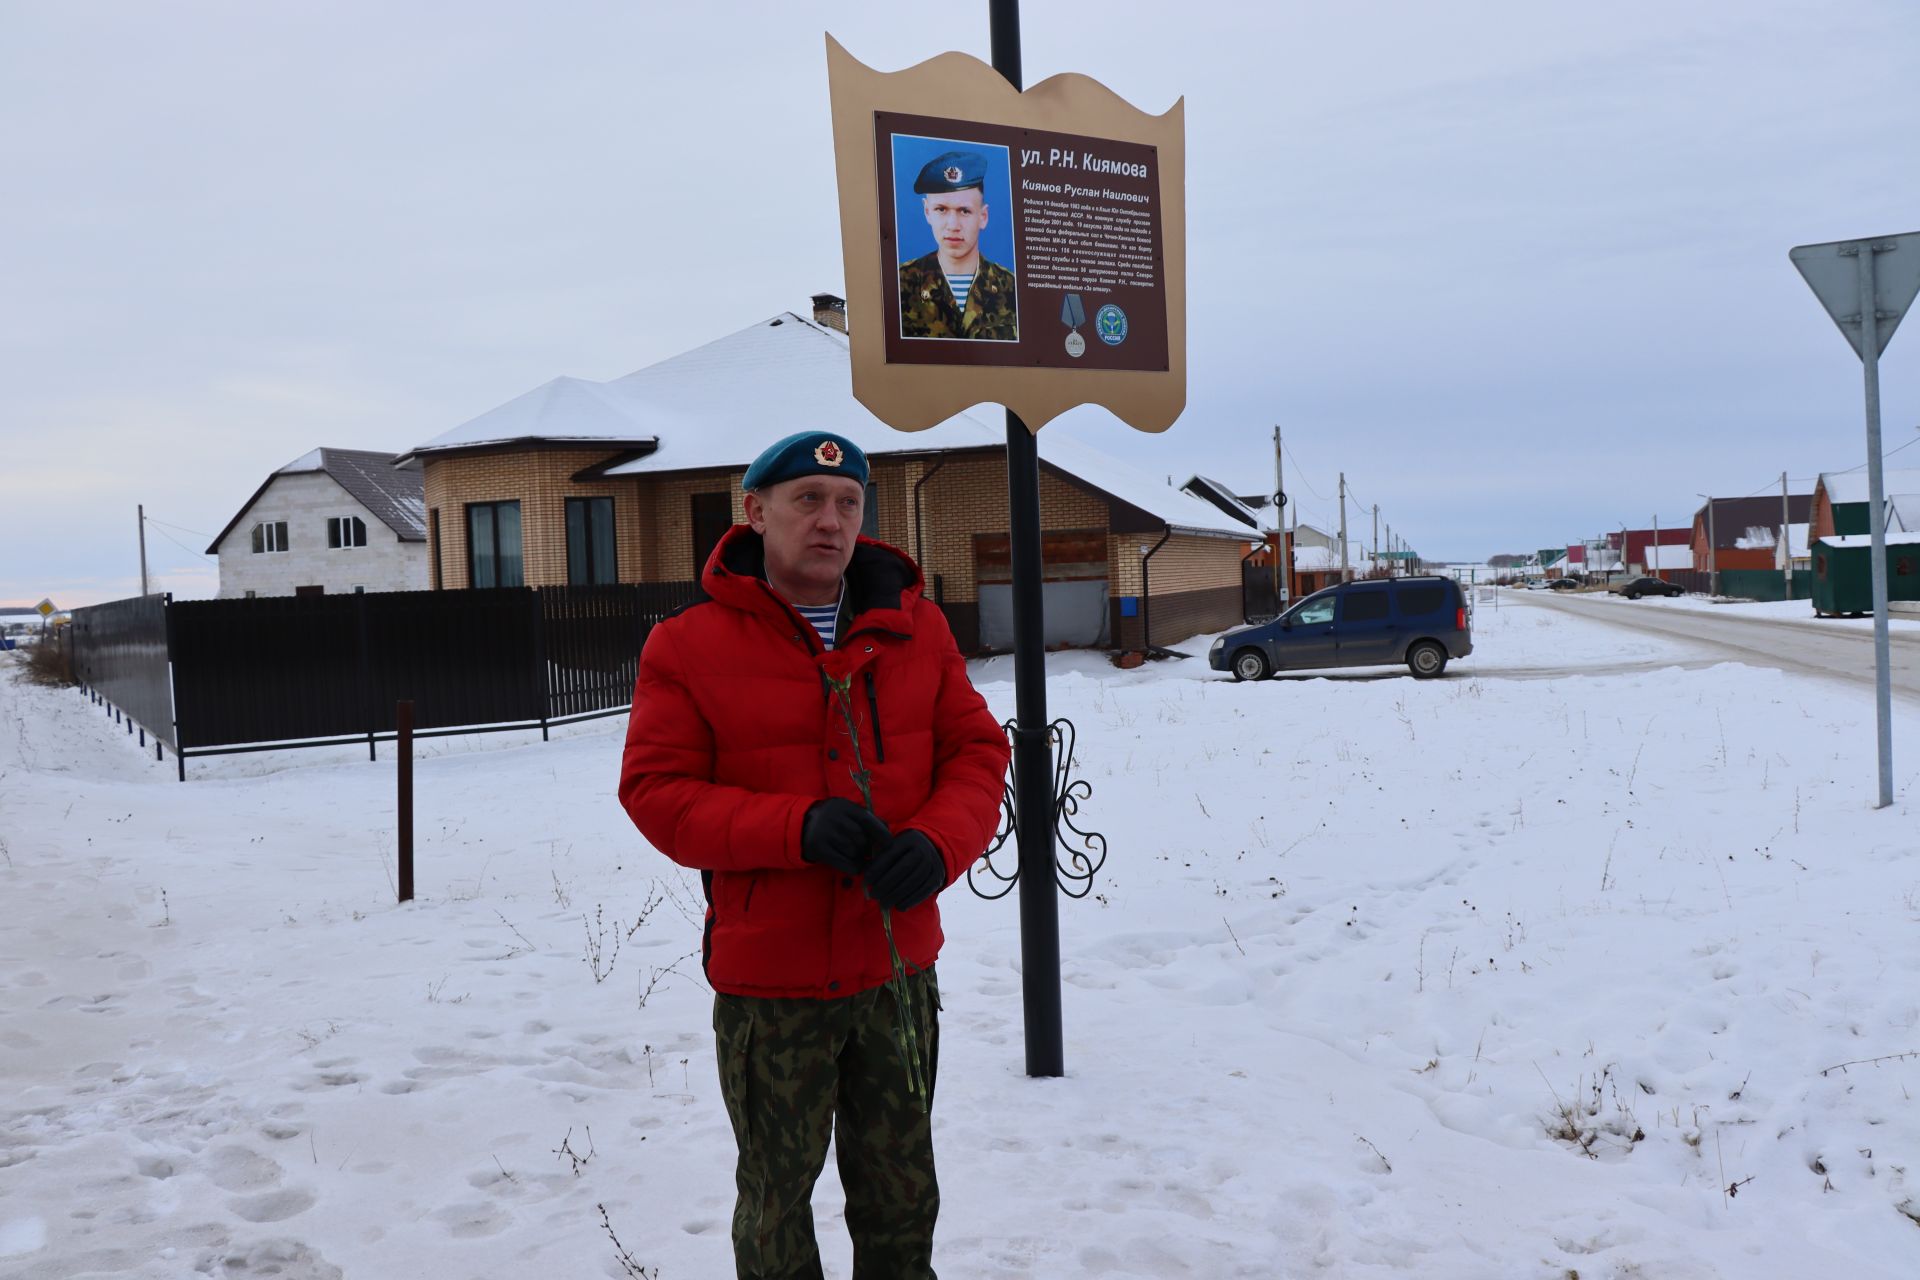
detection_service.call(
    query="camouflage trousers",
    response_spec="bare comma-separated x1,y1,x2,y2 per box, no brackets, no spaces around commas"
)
712,968,941,1280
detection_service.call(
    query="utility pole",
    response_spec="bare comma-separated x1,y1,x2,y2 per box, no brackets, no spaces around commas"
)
1372,505,1379,574
1781,470,1793,600
1272,426,1285,610
138,504,149,596
1652,513,1660,579
1338,472,1349,582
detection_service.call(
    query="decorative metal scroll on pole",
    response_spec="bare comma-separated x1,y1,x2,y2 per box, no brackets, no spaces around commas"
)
970,718,1108,900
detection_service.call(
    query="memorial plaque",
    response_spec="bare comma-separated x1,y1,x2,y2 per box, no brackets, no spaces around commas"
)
827,36,1186,434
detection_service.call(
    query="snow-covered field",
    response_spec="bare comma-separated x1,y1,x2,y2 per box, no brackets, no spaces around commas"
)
4,601,1918,1278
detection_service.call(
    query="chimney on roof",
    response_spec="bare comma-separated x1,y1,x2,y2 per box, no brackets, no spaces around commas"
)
811,293,848,333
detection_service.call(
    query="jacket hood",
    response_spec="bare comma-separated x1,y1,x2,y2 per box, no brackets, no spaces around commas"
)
702,525,924,636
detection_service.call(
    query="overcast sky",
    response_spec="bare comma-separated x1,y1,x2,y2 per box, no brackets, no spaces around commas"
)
5,1,1918,606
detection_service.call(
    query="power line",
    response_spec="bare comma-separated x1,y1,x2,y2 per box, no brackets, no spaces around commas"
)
144,524,214,561
144,514,212,538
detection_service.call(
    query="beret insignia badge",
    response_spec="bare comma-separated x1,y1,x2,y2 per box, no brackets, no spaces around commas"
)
814,441,844,467
943,166,962,183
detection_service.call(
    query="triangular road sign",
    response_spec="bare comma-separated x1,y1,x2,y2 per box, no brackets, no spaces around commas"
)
1790,232,1920,360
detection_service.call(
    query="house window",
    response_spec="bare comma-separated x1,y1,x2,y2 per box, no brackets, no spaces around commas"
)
566,497,618,585
244,590,257,599
328,515,367,549
862,481,879,538
429,509,442,590
250,521,289,553
467,501,524,588
691,493,732,576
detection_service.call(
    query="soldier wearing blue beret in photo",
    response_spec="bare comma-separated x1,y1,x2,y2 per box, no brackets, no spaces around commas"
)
620,428,1011,1279
899,148,1019,342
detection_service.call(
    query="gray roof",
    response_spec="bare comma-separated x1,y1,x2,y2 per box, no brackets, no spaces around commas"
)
206,448,425,554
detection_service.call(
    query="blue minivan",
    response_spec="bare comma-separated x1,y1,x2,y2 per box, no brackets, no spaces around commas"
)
1209,576,1472,681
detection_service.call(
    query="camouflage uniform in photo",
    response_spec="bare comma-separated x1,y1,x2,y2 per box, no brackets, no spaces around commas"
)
898,253,1019,341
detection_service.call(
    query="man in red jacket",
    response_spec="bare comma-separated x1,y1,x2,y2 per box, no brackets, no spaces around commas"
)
619,430,1010,1280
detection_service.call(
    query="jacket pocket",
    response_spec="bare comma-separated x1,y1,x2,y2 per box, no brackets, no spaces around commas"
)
741,872,760,916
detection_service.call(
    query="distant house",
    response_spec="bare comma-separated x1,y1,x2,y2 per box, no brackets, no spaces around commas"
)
1690,494,1813,572
206,449,427,598
1810,469,1920,541
400,295,1254,654
1621,527,1693,577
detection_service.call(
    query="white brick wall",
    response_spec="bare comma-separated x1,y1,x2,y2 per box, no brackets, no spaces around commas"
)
215,473,427,598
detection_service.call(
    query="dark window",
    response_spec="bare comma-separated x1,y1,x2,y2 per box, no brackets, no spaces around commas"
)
691,493,732,576
1342,589,1390,622
250,521,289,554
1899,558,1915,578
429,509,442,590
327,515,367,549
295,584,324,596
1396,586,1446,616
467,501,523,588
566,497,618,585
862,481,880,538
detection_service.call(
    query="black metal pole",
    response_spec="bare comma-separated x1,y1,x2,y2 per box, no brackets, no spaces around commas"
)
989,0,1064,1079
397,699,415,904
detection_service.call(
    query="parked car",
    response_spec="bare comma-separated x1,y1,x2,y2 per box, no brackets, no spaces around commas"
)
1210,576,1473,681
1612,575,1684,599
1545,577,1582,591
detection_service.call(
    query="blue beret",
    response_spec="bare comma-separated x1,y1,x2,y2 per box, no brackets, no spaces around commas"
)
743,431,869,491
913,150,988,195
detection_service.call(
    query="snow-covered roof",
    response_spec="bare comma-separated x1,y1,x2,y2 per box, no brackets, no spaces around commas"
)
1817,469,1920,507
207,447,425,553
1890,497,1920,534
1818,531,1920,549
410,311,1251,539
1181,475,1269,531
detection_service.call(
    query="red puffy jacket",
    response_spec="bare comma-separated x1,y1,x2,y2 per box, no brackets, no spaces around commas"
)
618,527,1011,999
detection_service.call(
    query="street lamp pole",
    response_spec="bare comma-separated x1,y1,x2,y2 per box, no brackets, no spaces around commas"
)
1696,493,1718,596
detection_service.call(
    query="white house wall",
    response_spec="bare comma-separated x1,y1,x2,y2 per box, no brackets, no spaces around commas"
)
215,473,426,598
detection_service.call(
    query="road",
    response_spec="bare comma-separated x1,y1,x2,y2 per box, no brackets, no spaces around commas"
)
1513,590,1920,700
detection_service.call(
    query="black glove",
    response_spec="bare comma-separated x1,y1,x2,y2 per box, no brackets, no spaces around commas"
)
862,830,945,912
801,798,890,874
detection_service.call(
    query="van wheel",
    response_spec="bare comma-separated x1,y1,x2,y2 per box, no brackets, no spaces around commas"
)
1407,641,1447,679
1231,648,1270,681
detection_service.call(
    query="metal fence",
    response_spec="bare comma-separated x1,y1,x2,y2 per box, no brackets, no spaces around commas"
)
67,594,175,750
68,582,700,778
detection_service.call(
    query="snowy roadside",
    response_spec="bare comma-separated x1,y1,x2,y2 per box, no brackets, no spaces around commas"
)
2,606,1917,1278
1558,589,1920,633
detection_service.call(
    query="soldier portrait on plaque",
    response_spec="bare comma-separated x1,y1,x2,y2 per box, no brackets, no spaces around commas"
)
891,135,1019,342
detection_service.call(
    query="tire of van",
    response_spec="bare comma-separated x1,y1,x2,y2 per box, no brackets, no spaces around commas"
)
1231,648,1270,681
1407,641,1448,679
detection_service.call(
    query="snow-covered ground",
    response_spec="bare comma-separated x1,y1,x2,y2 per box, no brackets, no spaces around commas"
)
3,602,1918,1279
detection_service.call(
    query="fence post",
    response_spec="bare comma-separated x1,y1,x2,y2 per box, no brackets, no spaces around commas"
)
166,595,186,782
397,699,414,904
357,591,376,762
531,588,551,742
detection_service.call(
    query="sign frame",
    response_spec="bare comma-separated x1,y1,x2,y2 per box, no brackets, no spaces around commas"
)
826,35,1186,434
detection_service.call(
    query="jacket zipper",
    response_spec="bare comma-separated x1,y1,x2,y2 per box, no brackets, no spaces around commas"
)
864,670,886,763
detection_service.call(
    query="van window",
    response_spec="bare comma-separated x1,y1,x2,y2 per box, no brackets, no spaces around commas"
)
1396,585,1446,616
1342,590,1390,622
1295,597,1335,625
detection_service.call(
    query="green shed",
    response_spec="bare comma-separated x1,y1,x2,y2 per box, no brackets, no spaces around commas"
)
1810,534,1920,616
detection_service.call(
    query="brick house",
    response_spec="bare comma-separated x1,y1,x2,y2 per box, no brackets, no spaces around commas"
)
206,448,426,598
401,297,1254,654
